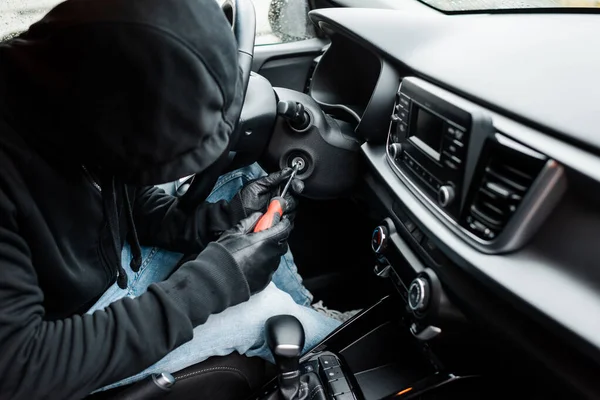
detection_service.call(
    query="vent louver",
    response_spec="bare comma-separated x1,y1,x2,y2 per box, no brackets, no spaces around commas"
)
465,141,546,241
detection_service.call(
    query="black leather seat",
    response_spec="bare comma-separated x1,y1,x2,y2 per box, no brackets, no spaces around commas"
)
86,353,276,400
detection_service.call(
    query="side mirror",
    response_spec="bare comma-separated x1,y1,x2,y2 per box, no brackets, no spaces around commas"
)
267,0,316,43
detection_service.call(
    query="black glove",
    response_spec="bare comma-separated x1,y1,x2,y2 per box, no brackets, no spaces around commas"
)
157,212,293,327
215,212,292,294
236,168,304,217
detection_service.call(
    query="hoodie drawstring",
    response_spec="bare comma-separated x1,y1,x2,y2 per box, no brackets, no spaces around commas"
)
102,176,128,289
123,187,143,273
95,171,144,289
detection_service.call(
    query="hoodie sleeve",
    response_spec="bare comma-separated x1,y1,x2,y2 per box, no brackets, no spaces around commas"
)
131,186,246,254
0,201,250,400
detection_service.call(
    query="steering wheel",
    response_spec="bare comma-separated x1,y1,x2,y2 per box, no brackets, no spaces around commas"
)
178,0,256,210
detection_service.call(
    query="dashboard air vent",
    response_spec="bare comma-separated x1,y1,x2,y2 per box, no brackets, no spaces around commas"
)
465,138,546,241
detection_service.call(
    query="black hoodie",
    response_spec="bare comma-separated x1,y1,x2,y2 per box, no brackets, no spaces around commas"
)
0,0,253,398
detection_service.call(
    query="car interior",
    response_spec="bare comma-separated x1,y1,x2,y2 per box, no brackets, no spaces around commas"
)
4,0,600,399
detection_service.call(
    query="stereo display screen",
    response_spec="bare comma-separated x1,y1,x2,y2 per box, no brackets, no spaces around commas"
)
410,105,444,161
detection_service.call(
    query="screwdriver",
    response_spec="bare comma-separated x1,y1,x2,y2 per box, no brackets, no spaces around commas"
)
253,163,301,233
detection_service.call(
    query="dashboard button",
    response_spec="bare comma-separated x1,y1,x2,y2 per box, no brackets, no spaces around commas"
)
403,218,417,233
442,151,462,164
398,94,410,108
426,174,440,189
442,157,460,170
446,125,457,138
397,108,409,122
443,137,464,158
320,355,340,369
302,364,315,373
446,125,466,142
411,228,424,243
453,138,464,148
397,122,408,135
329,378,350,395
325,367,344,381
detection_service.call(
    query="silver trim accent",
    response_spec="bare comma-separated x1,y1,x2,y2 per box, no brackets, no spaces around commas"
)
276,344,301,351
408,277,428,311
374,262,392,278
437,185,454,208
371,226,387,253
409,136,441,161
281,370,301,378
153,372,176,389
410,323,441,341
495,134,545,160
389,143,403,160
386,78,567,254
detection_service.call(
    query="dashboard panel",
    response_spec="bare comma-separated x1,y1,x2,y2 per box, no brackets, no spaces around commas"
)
308,6,600,398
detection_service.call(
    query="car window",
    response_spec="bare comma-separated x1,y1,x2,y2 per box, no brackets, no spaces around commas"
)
217,0,315,45
1,0,315,45
1,0,64,42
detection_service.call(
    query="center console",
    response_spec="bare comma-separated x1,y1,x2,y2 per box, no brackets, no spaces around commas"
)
250,219,479,400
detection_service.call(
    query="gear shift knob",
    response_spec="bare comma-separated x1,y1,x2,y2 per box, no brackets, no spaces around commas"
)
265,315,306,400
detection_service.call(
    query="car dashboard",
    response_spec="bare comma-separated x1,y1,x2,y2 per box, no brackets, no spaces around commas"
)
305,6,600,398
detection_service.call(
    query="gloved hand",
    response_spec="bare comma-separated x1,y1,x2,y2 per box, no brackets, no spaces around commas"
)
157,212,293,327
236,168,304,218
215,212,292,294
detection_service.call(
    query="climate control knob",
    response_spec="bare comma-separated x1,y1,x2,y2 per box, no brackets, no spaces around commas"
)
437,185,455,208
371,225,389,254
388,143,403,160
408,277,430,312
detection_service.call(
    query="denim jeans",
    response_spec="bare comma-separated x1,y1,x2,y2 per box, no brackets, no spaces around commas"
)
87,163,341,391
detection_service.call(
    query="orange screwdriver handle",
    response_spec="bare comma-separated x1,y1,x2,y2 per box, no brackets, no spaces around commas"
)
253,197,285,233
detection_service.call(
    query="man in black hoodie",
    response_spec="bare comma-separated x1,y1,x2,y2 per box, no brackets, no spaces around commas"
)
0,0,340,398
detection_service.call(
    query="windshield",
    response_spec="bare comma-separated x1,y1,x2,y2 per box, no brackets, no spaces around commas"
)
422,0,600,12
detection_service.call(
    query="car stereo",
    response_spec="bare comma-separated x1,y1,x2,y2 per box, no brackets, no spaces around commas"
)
387,78,473,220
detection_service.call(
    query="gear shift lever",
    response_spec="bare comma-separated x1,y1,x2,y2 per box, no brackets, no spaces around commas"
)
265,315,306,400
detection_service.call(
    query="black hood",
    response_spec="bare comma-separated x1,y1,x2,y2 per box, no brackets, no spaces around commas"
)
0,0,243,185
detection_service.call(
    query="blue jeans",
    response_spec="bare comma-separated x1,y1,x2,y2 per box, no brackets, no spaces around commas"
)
87,163,340,391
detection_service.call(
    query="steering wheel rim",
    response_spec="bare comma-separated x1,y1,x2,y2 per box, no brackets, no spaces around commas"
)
178,0,256,209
